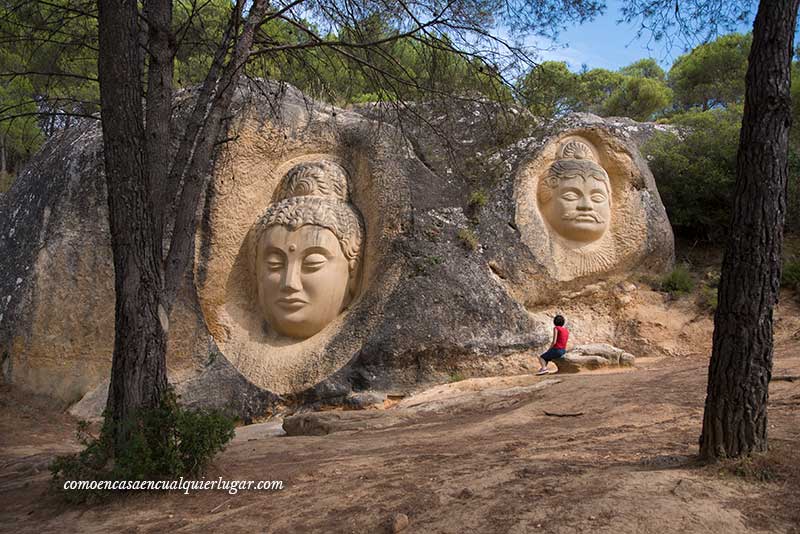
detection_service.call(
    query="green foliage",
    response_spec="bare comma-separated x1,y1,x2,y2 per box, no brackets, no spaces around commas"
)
520,58,671,121
792,62,800,147
577,67,625,114
668,33,751,111
603,76,672,121
0,171,14,192
781,259,800,293
519,61,582,118
468,189,488,208
642,106,742,239
247,20,512,107
660,264,695,295
50,389,235,503
457,228,478,250
448,372,466,383
699,285,718,312
618,58,666,81
787,146,800,232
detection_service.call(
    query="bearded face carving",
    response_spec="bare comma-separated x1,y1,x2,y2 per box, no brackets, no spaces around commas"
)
537,141,612,245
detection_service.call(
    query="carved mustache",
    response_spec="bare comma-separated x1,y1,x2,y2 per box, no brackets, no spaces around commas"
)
561,211,605,223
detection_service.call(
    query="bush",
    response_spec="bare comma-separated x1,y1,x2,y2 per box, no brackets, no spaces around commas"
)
448,372,466,383
468,189,488,208
642,107,741,241
457,228,478,250
0,171,14,193
782,259,800,292
660,264,695,294
698,285,718,311
50,389,235,503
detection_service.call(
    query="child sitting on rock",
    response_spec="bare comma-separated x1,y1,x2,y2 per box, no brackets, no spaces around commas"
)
536,315,569,375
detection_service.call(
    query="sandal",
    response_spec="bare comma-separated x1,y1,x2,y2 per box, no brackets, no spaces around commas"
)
535,368,549,375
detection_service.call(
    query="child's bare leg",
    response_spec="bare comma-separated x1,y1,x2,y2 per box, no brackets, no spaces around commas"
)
537,356,547,370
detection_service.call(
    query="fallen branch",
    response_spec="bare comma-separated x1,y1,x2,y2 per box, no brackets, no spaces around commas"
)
544,411,584,417
773,375,800,382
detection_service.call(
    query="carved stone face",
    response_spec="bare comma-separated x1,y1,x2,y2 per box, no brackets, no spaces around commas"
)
540,164,611,244
256,225,352,339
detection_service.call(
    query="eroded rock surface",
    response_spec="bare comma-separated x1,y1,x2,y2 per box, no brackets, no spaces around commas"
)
282,376,561,436
0,81,672,416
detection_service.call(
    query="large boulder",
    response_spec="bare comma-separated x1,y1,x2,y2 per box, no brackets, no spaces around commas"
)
0,81,673,416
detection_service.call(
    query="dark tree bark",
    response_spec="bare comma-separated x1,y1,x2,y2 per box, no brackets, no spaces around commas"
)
700,0,800,460
97,0,270,452
98,0,168,451
1,135,6,175
143,0,175,248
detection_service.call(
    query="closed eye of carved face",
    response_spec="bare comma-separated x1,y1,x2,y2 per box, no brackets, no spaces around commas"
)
265,253,285,271
302,253,328,272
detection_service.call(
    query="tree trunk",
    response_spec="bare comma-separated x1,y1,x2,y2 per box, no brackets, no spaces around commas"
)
0,135,6,175
98,0,168,452
144,0,174,250
699,0,800,460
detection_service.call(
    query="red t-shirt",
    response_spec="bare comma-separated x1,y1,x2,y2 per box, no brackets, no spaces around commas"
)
553,326,569,349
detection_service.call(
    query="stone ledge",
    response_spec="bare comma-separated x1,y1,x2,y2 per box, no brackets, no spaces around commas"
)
555,343,635,373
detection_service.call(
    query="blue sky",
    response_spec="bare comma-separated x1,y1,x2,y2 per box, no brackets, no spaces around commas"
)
530,0,755,72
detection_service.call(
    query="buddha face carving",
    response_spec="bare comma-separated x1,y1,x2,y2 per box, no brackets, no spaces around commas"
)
257,225,353,339
251,161,364,339
538,141,612,244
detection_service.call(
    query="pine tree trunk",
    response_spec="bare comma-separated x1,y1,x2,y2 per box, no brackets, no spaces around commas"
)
97,0,168,452
0,135,6,175
699,0,800,460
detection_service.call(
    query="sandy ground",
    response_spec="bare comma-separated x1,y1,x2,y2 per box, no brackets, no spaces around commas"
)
1,292,799,534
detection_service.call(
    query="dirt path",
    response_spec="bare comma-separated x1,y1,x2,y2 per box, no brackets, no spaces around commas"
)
1,297,799,533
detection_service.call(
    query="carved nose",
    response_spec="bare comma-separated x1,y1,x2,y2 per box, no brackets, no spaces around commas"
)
576,197,592,210
281,263,302,292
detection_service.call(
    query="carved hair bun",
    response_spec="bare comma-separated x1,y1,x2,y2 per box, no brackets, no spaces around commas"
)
273,160,350,202
559,140,598,163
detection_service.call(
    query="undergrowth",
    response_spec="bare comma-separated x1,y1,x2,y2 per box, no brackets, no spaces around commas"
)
50,388,235,503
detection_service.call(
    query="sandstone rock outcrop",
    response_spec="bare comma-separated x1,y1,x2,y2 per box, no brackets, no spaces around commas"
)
0,81,673,416
555,343,636,373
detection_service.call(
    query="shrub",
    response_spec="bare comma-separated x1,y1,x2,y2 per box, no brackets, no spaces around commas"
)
698,285,718,312
782,259,800,292
660,264,694,294
50,389,235,503
457,228,478,250
448,372,465,383
468,189,488,208
0,171,14,193
642,107,741,241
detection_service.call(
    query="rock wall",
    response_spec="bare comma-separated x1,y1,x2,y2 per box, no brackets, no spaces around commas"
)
0,82,674,415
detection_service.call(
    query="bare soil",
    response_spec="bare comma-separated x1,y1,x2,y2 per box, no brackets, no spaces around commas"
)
1,290,799,534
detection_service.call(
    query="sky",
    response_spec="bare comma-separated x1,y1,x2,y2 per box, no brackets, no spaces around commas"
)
530,0,755,72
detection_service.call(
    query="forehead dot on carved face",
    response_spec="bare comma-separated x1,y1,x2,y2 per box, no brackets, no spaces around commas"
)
288,244,297,252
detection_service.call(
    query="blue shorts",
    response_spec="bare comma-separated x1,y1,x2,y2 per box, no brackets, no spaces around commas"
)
540,348,566,362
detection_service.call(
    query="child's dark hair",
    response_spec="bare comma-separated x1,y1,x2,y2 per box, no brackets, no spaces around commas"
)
553,314,565,326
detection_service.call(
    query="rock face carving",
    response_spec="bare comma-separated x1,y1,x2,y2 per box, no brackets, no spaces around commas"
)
0,82,673,413
250,161,364,339
514,131,670,286
537,140,611,245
